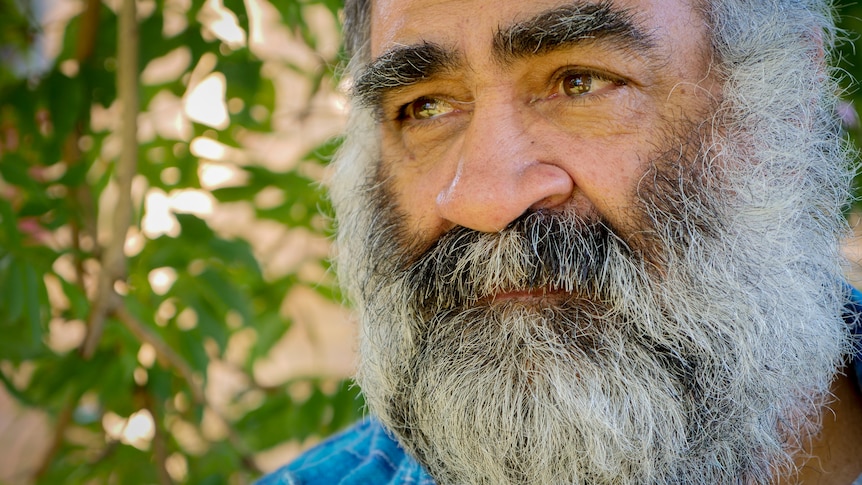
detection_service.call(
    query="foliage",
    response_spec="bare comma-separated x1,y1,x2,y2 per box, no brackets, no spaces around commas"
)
2,0,862,484
0,0,362,484
838,2,862,136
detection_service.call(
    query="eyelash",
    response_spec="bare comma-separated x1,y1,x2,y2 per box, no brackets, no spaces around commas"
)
549,67,626,101
395,96,462,127
390,66,627,125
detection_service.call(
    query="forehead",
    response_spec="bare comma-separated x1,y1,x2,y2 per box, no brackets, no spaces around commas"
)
369,0,707,59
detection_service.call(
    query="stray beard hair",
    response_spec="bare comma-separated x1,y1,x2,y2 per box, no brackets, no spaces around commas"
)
329,6,855,485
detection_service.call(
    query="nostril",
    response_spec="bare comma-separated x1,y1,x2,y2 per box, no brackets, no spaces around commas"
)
530,191,574,212
436,161,575,233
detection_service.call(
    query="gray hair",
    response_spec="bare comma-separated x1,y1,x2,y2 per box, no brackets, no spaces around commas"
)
342,0,841,69
342,0,371,62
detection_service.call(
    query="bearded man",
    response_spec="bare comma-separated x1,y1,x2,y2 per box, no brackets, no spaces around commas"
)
258,0,862,483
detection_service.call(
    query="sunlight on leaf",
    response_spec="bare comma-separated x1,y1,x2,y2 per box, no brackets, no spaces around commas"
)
184,72,230,129
198,0,247,49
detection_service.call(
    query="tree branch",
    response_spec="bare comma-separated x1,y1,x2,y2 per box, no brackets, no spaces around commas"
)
82,0,139,358
114,307,262,474
142,389,174,485
66,0,101,281
75,0,101,62
32,393,76,480
115,307,204,403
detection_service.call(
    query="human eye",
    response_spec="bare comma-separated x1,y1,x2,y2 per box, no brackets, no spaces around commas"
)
554,69,626,99
399,96,457,121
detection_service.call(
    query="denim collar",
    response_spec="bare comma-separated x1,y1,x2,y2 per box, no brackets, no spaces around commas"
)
845,285,862,394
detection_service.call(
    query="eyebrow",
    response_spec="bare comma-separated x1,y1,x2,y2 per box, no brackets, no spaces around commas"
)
352,1,654,112
352,42,459,112
493,2,653,62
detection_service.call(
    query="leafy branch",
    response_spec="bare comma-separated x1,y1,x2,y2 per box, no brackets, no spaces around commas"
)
0,1,363,483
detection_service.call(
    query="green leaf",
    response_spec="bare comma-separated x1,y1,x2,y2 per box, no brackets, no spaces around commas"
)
174,325,211,375
176,213,215,240
211,183,260,203
0,256,48,360
0,152,41,189
235,389,295,449
80,57,117,108
304,135,344,165
200,267,252,321
58,275,90,319
139,11,169,66
2,81,39,138
0,367,37,406
26,353,86,405
274,1,304,32
208,237,260,273
186,441,243,484
4,257,26,322
191,296,229,352
45,70,85,142
316,0,344,19
147,364,175,403
22,258,42,343
247,312,290,364
57,159,90,186
0,199,21,249
97,347,139,415
218,57,262,99
83,442,160,485
328,379,366,432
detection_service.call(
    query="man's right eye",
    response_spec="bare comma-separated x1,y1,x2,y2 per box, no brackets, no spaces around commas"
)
400,96,455,121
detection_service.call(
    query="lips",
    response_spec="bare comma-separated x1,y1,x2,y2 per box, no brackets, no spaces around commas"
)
402,210,612,317
482,287,571,305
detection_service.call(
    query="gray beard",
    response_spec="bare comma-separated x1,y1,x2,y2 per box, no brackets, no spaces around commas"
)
330,30,855,480
341,133,851,484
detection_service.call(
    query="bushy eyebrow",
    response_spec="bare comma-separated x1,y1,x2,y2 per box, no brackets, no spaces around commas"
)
352,1,655,113
492,1,653,62
352,42,459,112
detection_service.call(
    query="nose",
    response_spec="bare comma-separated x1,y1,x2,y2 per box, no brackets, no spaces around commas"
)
435,105,575,233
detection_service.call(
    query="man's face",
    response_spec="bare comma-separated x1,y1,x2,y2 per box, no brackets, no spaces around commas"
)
365,0,719,243
333,0,850,484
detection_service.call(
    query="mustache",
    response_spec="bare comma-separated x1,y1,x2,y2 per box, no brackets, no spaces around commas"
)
400,210,628,316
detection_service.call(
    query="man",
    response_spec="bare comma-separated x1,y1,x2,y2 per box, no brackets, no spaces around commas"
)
260,0,862,483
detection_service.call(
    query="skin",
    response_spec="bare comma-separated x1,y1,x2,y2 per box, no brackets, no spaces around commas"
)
365,0,862,482
369,0,720,242
799,374,862,484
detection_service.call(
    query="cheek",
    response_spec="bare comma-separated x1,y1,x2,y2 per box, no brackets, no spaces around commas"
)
562,138,650,224
378,127,455,230
536,99,654,205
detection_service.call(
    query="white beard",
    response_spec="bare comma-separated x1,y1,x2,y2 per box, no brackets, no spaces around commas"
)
328,7,855,484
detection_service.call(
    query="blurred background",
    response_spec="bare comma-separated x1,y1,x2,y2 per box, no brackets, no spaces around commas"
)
1,1,862,484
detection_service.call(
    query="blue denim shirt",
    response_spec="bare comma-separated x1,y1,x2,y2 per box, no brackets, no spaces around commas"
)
258,288,862,485
255,418,432,485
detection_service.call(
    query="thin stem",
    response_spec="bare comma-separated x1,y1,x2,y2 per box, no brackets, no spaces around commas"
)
116,307,204,403
114,307,262,474
82,0,139,358
32,393,76,480
143,390,174,485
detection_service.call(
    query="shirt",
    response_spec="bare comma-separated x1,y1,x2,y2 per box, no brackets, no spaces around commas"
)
255,418,434,485
258,288,862,485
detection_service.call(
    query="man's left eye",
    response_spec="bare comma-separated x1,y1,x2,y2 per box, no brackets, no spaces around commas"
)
557,71,624,98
